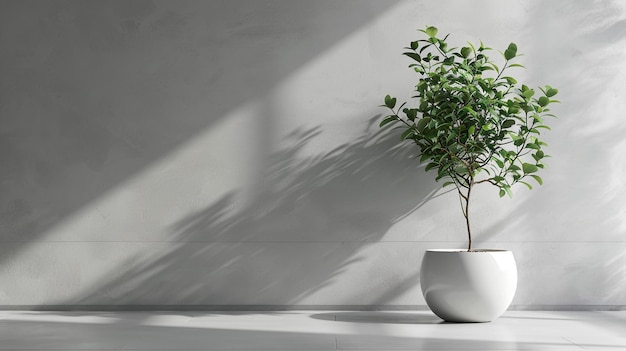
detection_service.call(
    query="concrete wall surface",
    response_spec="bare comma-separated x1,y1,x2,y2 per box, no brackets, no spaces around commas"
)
0,0,624,309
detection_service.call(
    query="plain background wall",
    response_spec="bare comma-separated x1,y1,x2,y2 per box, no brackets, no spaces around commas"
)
0,0,624,309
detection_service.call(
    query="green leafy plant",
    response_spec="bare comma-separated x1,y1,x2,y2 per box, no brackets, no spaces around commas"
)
380,26,559,251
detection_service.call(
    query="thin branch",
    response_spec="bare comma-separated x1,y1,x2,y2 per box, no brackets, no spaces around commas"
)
457,187,469,201
456,188,468,217
474,178,496,185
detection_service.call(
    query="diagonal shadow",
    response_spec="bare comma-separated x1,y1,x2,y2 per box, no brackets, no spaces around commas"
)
0,0,401,262
47,118,440,308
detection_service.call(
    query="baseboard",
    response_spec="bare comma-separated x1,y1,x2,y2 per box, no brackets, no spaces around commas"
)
0,304,625,311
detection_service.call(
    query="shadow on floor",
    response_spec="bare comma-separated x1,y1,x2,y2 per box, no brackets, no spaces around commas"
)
4,311,624,350
311,311,446,325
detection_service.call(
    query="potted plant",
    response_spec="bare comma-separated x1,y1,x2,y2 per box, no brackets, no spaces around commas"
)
380,26,558,322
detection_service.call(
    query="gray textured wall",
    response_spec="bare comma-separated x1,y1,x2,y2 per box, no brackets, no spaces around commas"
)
0,0,624,309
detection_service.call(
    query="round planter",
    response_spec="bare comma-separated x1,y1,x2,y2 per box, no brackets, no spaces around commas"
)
420,249,517,323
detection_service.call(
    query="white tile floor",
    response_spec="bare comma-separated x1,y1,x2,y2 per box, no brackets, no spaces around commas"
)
0,310,624,350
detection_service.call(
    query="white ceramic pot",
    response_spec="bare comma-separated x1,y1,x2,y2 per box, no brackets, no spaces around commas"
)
420,249,517,323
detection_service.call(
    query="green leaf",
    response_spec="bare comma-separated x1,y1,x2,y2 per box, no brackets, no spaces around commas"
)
546,87,558,97
438,40,448,52
461,47,471,58
508,63,526,69
419,101,429,111
526,143,541,150
522,163,539,174
379,115,398,128
508,165,521,172
404,108,418,121
468,125,475,135
504,43,518,60
507,43,518,54
442,56,455,65
504,185,513,198
508,106,520,114
442,181,455,188
504,48,516,60
520,181,533,190
417,117,431,132
425,26,438,38
538,96,550,107
530,174,543,185
410,41,419,50
501,119,515,129
488,62,500,74
403,52,422,62
499,188,506,198
384,95,397,109
401,127,415,140
425,162,438,172
522,89,535,98
503,76,518,84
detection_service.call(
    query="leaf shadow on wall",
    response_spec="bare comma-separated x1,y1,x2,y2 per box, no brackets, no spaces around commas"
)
0,0,401,263
59,119,441,307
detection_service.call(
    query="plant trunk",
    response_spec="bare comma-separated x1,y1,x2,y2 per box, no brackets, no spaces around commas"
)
463,184,473,252
464,187,472,251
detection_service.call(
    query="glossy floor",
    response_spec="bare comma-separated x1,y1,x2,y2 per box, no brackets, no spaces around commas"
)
1,310,624,350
